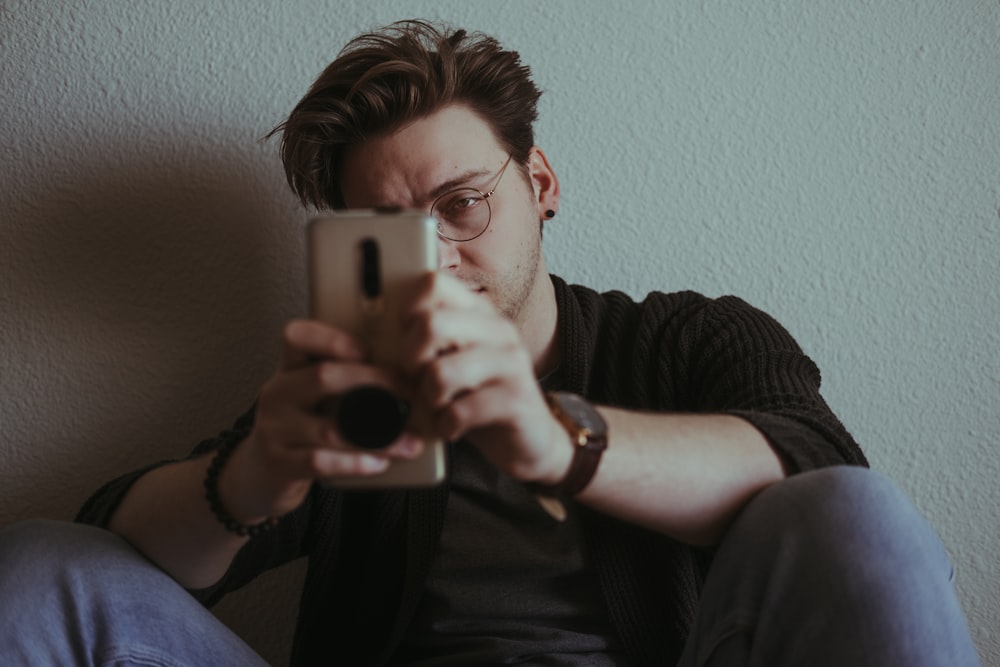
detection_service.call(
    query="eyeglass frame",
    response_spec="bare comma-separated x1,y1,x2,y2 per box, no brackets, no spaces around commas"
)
430,155,513,243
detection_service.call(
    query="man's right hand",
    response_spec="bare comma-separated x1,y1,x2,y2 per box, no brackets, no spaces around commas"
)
221,319,426,526
107,319,424,589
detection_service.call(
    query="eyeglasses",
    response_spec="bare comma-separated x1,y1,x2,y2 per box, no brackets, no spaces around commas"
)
430,155,513,242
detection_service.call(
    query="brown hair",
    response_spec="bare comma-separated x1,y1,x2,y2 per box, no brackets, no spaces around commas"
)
268,20,543,210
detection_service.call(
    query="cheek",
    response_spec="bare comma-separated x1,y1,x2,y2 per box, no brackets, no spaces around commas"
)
461,203,540,269
456,244,490,271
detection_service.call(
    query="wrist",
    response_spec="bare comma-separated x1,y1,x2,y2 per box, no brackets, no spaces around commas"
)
532,415,575,486
204,436,280,538
526,392,609,499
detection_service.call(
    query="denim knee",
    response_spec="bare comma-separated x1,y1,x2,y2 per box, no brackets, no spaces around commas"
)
0,518,88,574
732,465,952,582
0,518,125,577
684,467,977,667
0,522,268,666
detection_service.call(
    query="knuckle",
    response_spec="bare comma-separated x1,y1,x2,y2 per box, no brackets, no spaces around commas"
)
306,448,330,475
313,361,340,388
281,321,298,343
311,362,329,386
282,319,308,347
426,361,450,392
433,405,461,439
423,364,456,407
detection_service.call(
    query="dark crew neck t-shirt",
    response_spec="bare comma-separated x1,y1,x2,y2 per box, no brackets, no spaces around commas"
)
392,371,630,666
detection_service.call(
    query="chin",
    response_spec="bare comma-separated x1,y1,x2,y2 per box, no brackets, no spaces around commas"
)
479,290,511,317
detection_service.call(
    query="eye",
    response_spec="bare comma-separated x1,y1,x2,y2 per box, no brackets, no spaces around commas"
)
437,190,485,218
431,187,493,241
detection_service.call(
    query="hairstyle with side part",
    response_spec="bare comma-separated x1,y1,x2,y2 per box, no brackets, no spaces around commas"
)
268,20,543,210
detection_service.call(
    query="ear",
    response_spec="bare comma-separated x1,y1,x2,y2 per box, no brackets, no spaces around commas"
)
527,147,560,220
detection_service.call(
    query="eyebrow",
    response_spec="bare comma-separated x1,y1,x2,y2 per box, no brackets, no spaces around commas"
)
426,166,494,202
345,164,497,210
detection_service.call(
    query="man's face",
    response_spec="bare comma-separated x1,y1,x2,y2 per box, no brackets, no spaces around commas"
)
339,104,553,326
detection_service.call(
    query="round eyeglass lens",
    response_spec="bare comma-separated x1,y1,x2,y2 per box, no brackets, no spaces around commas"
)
431,189,492,241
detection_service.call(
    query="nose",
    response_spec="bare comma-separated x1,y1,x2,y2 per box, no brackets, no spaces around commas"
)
437,235,461,273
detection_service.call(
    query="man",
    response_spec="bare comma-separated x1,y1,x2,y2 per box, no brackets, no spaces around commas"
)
0,20,980,666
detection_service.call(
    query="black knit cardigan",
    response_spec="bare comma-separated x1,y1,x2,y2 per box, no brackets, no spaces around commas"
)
77,275,867,666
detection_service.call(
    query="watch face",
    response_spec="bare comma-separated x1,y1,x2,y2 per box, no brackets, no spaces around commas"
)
533,392,608,498
553,392,606,435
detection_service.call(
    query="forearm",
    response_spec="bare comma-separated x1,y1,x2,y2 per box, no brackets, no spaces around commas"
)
108,453,250,590
577,408,786,546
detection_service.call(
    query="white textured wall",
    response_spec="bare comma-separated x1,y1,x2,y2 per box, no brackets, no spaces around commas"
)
2,1,997,664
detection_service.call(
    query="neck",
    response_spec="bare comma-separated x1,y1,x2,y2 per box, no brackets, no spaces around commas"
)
515,264,560,378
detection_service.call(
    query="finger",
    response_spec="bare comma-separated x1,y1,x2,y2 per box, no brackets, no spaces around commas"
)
280,319,366,369
305,433,437,480
265,360,400,412
256,405,425,465
378,431,427,459
403,272,496,325
401,305,521,374
294,414,426,461
430,381,538,444
302,447,392,477
417,342,531,411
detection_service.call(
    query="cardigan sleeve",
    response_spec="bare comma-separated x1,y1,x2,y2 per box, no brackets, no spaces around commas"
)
677,294,867,472
556,277,865,472
75,405,315,605
75,407,257,528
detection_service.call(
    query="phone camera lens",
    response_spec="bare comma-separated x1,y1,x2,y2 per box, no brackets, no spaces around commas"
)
317,385,409,450
360,238,381,299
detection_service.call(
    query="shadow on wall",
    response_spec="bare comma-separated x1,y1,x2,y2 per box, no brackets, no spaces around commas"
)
2,139,304,665
8,149,296,362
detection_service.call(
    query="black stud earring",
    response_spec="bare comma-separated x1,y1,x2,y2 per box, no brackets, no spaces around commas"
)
545,209,556,219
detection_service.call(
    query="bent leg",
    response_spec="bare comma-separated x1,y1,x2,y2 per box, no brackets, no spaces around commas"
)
0,519,268,667
679,466,980,667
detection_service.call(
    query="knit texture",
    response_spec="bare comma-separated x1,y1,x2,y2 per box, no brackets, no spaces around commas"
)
76,274,866,666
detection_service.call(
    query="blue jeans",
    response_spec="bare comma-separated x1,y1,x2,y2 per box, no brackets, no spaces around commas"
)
0,467,981,666
676,467,980,666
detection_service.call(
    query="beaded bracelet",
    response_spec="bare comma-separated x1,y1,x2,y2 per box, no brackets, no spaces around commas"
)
203,436,279,538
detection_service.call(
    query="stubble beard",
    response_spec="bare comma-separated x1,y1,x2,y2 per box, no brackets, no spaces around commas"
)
476,233,542,325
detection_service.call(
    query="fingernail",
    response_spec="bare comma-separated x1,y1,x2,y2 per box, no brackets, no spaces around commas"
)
396,433,424,457
359,455,389,473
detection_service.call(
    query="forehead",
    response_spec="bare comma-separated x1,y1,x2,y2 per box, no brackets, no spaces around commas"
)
340,104,505,207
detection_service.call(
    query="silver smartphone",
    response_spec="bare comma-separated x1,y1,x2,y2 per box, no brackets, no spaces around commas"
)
307,209,446,488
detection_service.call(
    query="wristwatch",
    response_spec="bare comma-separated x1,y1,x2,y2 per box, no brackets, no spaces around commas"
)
527,392,608,500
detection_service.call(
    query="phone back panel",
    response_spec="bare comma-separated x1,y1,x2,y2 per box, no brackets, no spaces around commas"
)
308,210,445,488
310,211,438,361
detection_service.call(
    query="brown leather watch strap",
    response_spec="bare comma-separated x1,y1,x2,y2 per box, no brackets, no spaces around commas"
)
526,392,608,498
